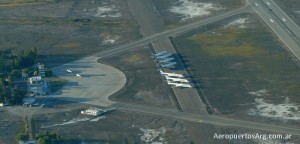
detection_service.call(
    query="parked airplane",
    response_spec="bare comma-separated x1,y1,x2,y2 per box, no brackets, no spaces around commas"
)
167,81,193,88
159,70,184,78
165,75,189,83
66,69,72,73
161,62,177,68
76,74,82,77
158,57,175,64
155,53,172,60
153,51,168,57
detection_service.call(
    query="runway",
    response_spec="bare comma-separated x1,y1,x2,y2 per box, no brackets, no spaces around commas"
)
248,0,300,60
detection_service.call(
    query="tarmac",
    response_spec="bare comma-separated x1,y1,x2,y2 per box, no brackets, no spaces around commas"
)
51,56,126,107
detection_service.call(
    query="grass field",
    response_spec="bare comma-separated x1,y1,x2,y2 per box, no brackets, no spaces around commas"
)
173,14,300,118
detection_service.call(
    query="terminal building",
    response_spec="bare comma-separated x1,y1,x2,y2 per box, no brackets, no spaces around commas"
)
27,76,49,96
38,63,45,77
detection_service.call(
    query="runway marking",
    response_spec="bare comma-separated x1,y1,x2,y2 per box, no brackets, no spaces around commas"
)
270,19,274,22
266,2,270,6
282,18,286,22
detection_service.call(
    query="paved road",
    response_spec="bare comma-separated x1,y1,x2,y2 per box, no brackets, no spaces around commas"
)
114,103,300,135
248,0,300,60
94,4,251,58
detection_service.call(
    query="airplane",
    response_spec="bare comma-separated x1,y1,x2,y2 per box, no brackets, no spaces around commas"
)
160,62,177,69
66,69,72,73
166,81,193,88
152,51,168,57
157,57,175,64
159,70,184,78
155,53,172,60
165,75,189,83
76,74,82,77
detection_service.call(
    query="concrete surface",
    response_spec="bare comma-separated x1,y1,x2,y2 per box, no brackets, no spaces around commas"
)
51,56,126,107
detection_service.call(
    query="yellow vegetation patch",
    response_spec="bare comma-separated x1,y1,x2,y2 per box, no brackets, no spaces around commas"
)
57,42,81,48
0,0,47,7
188,28,266,57
126,54,142,63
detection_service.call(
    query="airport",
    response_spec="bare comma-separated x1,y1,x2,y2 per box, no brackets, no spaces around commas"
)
0,0,300,143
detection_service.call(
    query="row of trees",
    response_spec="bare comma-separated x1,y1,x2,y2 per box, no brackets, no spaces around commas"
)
16,117,62,144
0,48,40,104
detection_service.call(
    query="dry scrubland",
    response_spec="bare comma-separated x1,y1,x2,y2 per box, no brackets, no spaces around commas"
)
0,0,141,67
31,108,190,144
174,14,300,123
100,46,176,109
152,0,243,27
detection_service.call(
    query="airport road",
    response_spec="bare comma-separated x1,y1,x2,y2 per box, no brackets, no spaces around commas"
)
248,0,300,60
95,4,251,58
263,0,300,40
115,103,300,135
152,38,208,114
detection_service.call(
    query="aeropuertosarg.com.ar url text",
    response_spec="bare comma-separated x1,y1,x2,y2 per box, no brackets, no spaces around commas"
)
213,133,292,140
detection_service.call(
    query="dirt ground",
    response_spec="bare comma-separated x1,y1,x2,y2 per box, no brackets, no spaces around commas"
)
172,13,300,135
100,45,177,109
152,0,244,28
31,107,191,144
0,0,141,67
0,109,22,144
274,0,300,26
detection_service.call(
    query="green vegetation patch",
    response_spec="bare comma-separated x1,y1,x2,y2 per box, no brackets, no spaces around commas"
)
188,28,266,57
174,14,300,114
48,77,67,93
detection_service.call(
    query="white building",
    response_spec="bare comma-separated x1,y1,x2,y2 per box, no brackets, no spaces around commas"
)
29,76,42,84
81,107,105,116
28,76,49,96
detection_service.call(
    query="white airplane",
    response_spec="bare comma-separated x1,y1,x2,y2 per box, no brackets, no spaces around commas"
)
160,62,177,68
153,51,168,57
165,75,189,83
159,70,184,78
76,74,82,77
158,57,174,64
155,53,172,60
66,69,72,73
167,81,193,88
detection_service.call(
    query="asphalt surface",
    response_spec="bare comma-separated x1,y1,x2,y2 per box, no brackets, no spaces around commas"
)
248,0,300,60
114,103,300,135
127,0,208,115
152,39,208,114
51,56,126,107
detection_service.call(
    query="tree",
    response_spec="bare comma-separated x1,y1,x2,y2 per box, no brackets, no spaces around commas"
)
45,68,52,77
15,117,29,142
36,130,61,144
38,136,51,144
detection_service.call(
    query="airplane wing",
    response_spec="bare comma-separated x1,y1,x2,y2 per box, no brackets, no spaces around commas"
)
161,62,177,68
153,51,168,56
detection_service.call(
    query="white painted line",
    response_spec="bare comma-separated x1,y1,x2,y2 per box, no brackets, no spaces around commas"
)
255,3,258,6
270,0,300,31
266,2,270,6
251,4,300,61
282,18,286,22
270,19,274,22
